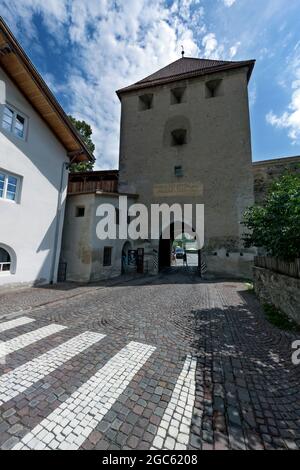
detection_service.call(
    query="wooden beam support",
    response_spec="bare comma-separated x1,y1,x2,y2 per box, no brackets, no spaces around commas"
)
67,150,83,158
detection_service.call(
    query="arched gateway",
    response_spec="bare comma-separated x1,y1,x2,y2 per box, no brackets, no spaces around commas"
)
158,222,202,272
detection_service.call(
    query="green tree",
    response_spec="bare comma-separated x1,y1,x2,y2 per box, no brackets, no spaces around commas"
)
242,172,300,260
69,160,94,173
69,115,95,172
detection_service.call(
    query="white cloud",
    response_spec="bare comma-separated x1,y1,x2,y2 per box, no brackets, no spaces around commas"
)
202,33,224,59
0,0,69,40
1,0,239,168
1,0,202,168
229,41,241,58
266,42,300,144
267,90,300,143
223,0,237,7
63,0,201,168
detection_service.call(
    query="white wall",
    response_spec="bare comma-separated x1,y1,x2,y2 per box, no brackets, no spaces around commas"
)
60,194,95,282
0,67,69,287
61,193,136,282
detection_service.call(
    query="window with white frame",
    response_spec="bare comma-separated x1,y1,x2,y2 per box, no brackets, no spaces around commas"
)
0,248,11,273
0,171,20,202
2,104,27,140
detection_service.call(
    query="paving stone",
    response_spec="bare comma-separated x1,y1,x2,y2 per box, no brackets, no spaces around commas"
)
127,435,140,449
1,436,20,450
8,424,23,436
0,271,299,451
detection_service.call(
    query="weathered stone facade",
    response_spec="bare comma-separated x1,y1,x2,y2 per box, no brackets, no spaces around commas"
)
118,61,256,278
253,156,300,203
60,56,300,282
253,267,300,325
61,191,137,282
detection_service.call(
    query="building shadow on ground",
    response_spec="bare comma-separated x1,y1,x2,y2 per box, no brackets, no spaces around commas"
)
189,295,300,450
32,267,250,292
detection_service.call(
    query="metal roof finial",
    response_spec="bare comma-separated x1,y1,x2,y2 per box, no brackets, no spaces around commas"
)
181,45,185,58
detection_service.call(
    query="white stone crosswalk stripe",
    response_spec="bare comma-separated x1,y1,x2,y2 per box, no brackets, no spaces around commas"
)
13,341,155,450
151,355,197,450
0,317,35,333
0,324,67,360
0,332,105,405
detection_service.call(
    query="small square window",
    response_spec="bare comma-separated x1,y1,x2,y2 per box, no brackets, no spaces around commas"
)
171,129,187,146
14,114,25,138
1,105,27,140
75,206,85,217
0,171,20,202
6,176,18,200
0,174,5,198
2,106,13,132
171,87,186,105
139,94,153,111
205,79,223,98
174,166,183,177
103,247,112,267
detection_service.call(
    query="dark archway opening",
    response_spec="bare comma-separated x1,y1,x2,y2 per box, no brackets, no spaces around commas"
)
121,241,132,274
159,238,173,270
158,223,202,274
0,247,11,272
159,223,174,270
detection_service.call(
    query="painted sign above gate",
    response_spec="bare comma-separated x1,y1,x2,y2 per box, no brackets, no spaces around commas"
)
153,182,204,197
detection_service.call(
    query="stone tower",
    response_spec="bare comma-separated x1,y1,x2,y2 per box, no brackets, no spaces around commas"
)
116,57,256,278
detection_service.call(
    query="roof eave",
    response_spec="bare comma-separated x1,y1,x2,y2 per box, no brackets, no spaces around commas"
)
116,60,256,99
0,17,95,163
69,169,119,177
253,156,300,167
246,60,256,82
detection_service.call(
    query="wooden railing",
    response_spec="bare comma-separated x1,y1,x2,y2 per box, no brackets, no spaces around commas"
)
254,256,300,279
68,180,118,195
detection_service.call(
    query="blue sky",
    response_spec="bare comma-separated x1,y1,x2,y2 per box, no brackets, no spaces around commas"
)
1,0,300,169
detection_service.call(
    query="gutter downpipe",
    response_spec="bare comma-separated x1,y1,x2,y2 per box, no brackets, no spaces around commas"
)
49,160,70,285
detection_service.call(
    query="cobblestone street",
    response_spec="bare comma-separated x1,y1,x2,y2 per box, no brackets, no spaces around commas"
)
0,270,299,450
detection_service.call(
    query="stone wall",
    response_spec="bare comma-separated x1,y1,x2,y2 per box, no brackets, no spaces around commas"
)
253,267,300,325
253,156,300,204
119,67,255,278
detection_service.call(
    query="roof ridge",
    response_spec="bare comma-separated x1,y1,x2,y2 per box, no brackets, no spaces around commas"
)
137,56,234,85
116,57,255,97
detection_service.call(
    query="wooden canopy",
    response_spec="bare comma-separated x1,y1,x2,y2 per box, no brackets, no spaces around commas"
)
0,17,94,163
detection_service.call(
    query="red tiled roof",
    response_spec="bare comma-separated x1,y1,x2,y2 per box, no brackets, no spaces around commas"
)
117,57,255,97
